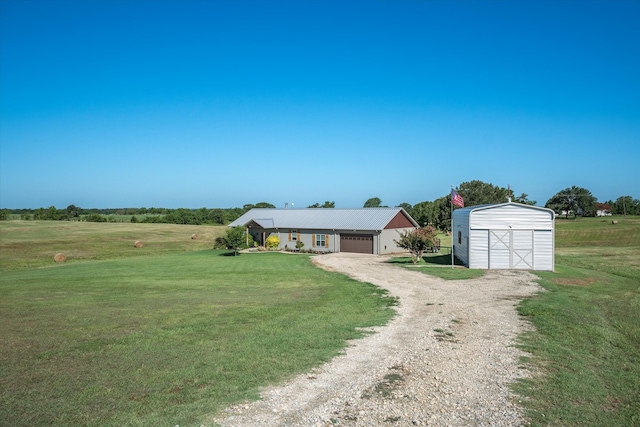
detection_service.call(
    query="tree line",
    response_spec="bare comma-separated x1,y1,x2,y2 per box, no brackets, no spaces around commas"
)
1,181,637,227
0,202,277,225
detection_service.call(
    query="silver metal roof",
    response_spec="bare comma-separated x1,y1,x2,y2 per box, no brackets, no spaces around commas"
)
453,202,555,216
228,208,418,230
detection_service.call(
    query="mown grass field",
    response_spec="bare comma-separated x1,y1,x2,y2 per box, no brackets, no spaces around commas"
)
0,221,225,271
0,221,397,426
2,217,639,426
515,216,640,426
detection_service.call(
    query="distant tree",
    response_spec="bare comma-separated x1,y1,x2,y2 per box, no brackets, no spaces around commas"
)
512,193,537,205
394,226,439,264
410,201,438,227
164,208,197,224
456,180,510,206
85,213,107,222
363,197,382,208
0,209,8,220
397,202,412,212
20,213,32,220
208,208,226,224
195,207,209,224
243,202,276,211
130,215,139,223
224,207,245,223
433,196,452,232
223,226,247,256
308,201,335,208
611,196,640,215
545,186,597,218
65,204,81,221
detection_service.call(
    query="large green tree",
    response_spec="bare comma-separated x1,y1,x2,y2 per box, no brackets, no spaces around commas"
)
409,201,436,227
457,180,509,206
545,186,597,218
363,197,382,208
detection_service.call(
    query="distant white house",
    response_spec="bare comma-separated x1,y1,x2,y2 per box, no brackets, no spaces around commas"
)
452,202,555,271
228,208,419,254
596,203,612,216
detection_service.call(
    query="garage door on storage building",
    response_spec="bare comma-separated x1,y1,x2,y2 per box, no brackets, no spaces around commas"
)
340,234,373,254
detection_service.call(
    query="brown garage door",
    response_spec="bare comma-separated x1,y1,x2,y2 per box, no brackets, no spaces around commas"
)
340,234,373,254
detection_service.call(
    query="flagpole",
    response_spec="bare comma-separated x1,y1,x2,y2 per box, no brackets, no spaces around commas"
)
451,187,454,269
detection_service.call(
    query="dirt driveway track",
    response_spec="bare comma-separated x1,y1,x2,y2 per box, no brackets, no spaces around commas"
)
214,253,540,427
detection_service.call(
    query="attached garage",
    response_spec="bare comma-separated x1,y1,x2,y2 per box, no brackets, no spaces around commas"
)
228,207,419,255
340,234,374,254
452,202,555,271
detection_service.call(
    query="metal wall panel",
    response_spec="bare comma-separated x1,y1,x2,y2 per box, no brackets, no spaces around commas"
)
533,230,554,271
469,229,488,269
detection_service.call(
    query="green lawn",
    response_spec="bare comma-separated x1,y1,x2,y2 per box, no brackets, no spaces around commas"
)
514,216,640,426
0,247,396,426
2,217,639,426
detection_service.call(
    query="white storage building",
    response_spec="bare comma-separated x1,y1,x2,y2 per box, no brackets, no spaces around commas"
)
452,202,555,271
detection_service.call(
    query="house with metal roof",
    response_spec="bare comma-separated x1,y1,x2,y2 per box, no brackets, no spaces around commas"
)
228,208,419,254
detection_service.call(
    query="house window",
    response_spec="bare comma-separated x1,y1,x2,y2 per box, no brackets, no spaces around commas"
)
289,230,297,241
315,234,326,247
458,231,462,244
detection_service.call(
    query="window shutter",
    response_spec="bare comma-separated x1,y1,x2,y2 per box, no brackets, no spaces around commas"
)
312,234,316,247
288,231,292,241
325,234,329,248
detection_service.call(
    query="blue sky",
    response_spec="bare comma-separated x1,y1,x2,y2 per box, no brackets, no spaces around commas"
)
1,0,638,209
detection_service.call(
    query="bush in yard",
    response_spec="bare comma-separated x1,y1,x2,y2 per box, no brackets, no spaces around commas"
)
221,227,255,255
213,237,227,249
394,226,439,264
296,240,305,252
265,235,280,250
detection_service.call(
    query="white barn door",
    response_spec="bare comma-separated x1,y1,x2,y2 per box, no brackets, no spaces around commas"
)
512,230,534,269
489,229,534,269
489,230,511,269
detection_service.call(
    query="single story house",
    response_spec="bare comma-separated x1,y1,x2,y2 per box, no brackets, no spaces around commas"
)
452,202,555,271
228,208,419,254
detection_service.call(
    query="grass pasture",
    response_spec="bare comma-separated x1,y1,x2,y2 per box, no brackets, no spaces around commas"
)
0,242,396,426
515,216,640,426
0,220,225,271
2,217,640,426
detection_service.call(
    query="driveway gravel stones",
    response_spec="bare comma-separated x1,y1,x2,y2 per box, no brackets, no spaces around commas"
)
213,253,540,427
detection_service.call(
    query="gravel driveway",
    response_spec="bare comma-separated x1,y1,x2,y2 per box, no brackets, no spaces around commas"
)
214,253,541,427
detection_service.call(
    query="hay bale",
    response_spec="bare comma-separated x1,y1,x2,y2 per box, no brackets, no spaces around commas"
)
134,241,143,248
191,234,198,240
54,253,66,263
612,220,618,225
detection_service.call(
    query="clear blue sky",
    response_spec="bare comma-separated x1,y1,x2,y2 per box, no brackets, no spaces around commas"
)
1,0,638,209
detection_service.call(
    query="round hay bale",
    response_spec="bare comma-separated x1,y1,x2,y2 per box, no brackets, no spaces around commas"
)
191,234,198,240
54,253,66,263
612,220,618,224
134,241,143,248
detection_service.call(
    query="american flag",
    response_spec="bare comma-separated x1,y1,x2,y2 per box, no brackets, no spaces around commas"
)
451,190,464,208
